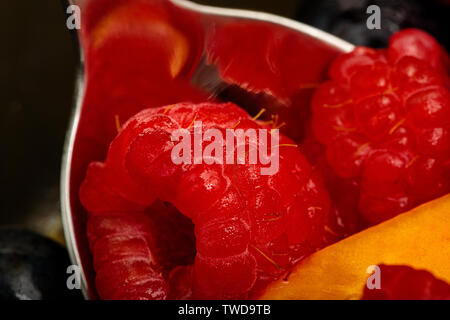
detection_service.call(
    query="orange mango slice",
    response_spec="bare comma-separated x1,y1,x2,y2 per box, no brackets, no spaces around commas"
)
260,194,450,300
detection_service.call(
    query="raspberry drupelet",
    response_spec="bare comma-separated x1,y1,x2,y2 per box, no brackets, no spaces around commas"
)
311,29,450,225
80,102,330,299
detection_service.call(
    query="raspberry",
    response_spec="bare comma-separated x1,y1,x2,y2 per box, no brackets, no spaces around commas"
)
300,134,363,240
311,29,450,225
80,102,330,299
362,265,450,300
80,165,195,300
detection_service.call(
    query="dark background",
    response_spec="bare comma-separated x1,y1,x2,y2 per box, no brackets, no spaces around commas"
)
1,2,77,242
1,0,448,244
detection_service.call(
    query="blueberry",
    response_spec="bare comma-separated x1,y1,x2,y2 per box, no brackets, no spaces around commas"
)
0,228,83,300
296,0,450,49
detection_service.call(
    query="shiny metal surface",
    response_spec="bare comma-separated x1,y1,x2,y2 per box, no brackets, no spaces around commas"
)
61,0,354,299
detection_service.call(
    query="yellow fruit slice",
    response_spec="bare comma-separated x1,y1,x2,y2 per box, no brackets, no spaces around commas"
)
260,194,450,300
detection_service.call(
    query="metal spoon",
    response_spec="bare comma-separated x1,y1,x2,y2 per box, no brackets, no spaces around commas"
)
61,0,353,299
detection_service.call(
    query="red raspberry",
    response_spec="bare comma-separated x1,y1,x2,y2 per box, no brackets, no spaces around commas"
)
80,102,330,299
80,163,195,300
362,265,450,300
311,29,450,225
300,134,363,240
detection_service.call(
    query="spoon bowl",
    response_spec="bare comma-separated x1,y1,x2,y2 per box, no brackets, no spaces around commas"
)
61,0,353,299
